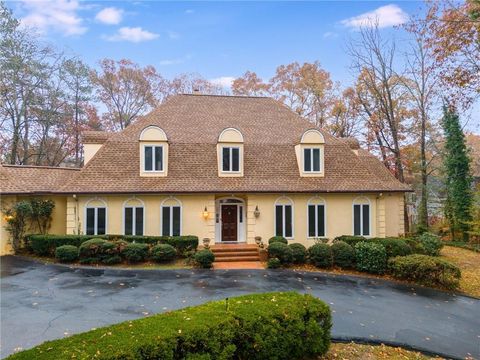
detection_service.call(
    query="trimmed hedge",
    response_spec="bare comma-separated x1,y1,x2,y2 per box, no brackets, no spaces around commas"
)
289,243,307,264
194,249,215,268
121,243,149,263
268,236,288,245
54,245,79,263
27,234,198,257
388,255,461,289
354,242,387,274
331,241,355,269
7,292,331,360
268,242,293,264
333,235,366,247
378,238,412,258
308,243,333,268
151,244,177,262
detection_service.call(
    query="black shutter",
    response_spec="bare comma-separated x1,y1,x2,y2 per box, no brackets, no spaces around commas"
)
308,205,316,237
172,207,181,236
97,208,106,235
362,205,370,236
353,204,361,236
304,148,311,171
318,205,325,237
275,205,283,236
285,205,292,238
86,208,95,235
135,207,144,236
162,207,170,236
124,207,133,235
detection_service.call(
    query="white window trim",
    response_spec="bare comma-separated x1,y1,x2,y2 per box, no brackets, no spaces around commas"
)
84,198,108,235
160,198,182,236
306,197,327,239
221,146,241,173
143,144,164,173
303,147,322,173
273,196,294,239
352,197,371,237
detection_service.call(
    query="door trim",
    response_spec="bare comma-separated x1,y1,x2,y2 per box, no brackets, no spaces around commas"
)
215,197,246,243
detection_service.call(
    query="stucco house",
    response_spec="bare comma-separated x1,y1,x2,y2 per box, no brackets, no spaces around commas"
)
0,94,410,255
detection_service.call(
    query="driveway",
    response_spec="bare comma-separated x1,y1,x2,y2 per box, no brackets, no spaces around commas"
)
1,256,479,359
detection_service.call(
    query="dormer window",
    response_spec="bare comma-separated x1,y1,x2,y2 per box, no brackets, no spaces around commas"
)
303,148,321,172
144,145,163,172
222,147,240,172
217,128,244,177
139,126,168,177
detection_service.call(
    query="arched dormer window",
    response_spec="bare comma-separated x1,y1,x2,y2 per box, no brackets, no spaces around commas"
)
217,128,244,177
85,198,107,235
160,197,182,236
123,197,145,236
139,125,168,177
353,197,370,237
274,196,294,239
307,196,326,238
296,129,325,177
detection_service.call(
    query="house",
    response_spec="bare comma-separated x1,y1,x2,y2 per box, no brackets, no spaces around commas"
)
0,94,411,255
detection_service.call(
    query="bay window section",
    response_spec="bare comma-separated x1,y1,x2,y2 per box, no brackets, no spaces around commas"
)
162,206,181,236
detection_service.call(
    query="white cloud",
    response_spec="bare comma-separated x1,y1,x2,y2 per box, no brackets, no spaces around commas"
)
104,27,159,43
210,76,235,88
341,4,409,29
95,7,123,25
19,0,87,36
323,31,338,39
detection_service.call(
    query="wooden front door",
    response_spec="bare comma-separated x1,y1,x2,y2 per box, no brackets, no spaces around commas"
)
221,205,238,241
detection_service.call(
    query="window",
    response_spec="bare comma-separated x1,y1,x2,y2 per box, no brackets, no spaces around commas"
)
222,147,240,172
86,207,106,235
162,206,181,236
124,207,144,236
275,204,293,238
353,203,370,236
308,204,325,237
144,145,163,172
304,148,321,172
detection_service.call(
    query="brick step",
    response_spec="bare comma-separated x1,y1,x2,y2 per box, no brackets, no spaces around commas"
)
211,246,258,253
214,256,260,262
213,251,259,257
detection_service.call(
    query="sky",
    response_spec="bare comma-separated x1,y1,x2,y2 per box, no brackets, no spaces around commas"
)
6,0,480,133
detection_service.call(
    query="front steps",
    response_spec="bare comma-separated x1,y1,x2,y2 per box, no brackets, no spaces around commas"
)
209,244,263,269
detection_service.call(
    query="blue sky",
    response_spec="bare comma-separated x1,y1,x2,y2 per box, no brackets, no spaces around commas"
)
7,0,479,132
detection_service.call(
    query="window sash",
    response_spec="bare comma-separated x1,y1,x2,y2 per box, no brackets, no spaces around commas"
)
144,145,163,172
308,204,325,237
222,147,240,172
124,207,144,236
275,204,293,238
353,204,369,236
86,207,106,235
162,206,181,236
304,148,321,172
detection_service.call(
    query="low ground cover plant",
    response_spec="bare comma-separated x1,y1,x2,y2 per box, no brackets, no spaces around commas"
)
388,254,461,289
7,292,331,360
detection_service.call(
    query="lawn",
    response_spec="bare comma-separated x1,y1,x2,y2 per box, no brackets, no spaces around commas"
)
320,342,441,359
440,245,480,298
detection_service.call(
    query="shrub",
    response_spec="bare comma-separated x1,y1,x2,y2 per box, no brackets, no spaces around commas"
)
267,257,282,269
102,255,122,265
308,243,333,268
388,254,461,289
8,292,331,360
54,245,79,263
418,232,443,256
355,242,387,274
333,235,366,247
194,249,215,268
331,241,355,269
268,242,293,264
121,243,149,263
151,244,177,262
78,238,111,260
377,238,412,258
27,234,109,256
289,243,307,264
268,236,288,245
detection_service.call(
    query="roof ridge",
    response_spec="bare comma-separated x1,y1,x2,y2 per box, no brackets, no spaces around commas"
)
179,93,270,99
1,164,80,171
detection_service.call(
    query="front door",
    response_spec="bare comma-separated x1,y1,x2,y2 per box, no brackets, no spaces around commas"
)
221,205,237,241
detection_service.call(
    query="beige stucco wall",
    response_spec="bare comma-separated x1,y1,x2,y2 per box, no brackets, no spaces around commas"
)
385,192,405,237
84,144,103,165
0,195,67,255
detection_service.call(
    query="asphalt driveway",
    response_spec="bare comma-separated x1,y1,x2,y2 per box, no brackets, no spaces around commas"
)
1,255,479,359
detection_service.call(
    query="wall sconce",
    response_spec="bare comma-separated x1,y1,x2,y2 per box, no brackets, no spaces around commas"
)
202,206,209,220
254,205,260,218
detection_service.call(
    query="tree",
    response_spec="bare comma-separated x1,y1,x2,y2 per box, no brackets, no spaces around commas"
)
232,71,270,96
91,59,164,130
167,73,227,98
442,105,473,240
328,87,362,138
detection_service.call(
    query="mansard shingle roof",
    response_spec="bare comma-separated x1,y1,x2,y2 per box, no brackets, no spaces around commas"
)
1,94,411,195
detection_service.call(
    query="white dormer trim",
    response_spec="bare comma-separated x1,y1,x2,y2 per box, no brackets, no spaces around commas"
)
217,127,244,177
296,129,325,177
139,126,169,177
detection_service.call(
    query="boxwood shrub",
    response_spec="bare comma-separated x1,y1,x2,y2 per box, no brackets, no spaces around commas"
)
78,238,112,262
268,242,293,264
7,292,331,360
267,257,282,269
308,243,333,268
377,238,412,258
121,243,149,263
268,236,288,245
388,254,461,289
333,235,366,247
354,242,387,274
331,241,355,269
151,244,177,262
288,243,307,264
194,249,215,268
418,233,443,256
54,245,79,263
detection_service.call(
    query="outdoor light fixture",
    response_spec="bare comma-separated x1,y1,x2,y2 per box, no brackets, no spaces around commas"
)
202,206,209,219
254,205,260,218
